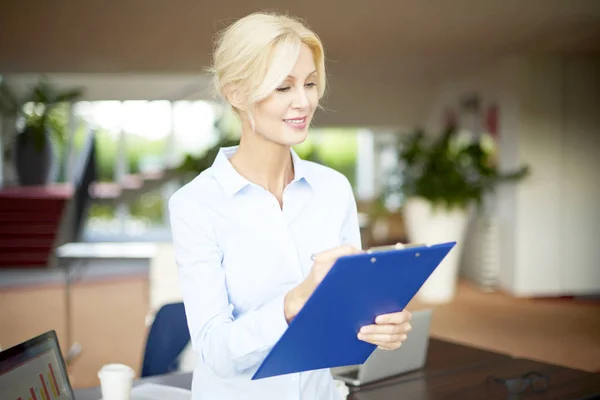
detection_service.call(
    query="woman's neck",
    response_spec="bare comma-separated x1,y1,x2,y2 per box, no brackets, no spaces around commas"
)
229,131,295,202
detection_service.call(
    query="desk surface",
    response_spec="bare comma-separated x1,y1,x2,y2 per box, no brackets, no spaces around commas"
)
73,338,600,400
74,371,192,400
349,357,600,400
56,242,158,259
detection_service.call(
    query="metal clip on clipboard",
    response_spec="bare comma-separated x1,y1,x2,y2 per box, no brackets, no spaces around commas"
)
366,243,427,254
310,243,427,261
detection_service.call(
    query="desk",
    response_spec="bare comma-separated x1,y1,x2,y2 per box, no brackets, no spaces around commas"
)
74,371,192,400
349,357,600,400
345,336,511,392
55,242,157,365
73,339,600,400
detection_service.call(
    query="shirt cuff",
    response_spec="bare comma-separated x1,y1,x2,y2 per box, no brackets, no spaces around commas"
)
257,292,289,348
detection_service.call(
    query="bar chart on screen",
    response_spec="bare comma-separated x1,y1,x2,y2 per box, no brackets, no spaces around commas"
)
0,350,69,400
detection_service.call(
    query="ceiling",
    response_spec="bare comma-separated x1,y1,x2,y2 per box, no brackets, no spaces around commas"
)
1,0,599,127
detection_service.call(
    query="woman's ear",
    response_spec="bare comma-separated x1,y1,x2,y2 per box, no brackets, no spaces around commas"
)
224,84,246,111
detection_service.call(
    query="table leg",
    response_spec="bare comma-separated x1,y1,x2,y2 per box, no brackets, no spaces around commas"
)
64,260,84,365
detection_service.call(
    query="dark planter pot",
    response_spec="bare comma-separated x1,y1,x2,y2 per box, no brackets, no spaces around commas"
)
14,127,56,186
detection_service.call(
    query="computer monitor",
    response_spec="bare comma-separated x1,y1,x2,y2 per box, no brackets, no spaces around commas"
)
0,330,75,400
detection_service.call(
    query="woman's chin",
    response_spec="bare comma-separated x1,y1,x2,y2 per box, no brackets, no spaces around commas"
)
284,133,309,146
277,129,309,146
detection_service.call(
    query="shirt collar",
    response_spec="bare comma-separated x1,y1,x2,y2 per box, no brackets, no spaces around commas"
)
212,145,312,196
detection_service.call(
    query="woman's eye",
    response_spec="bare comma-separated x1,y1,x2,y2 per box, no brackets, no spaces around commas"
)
276,83,316,92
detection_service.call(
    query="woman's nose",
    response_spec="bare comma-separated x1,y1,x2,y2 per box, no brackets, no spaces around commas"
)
292,88,310,109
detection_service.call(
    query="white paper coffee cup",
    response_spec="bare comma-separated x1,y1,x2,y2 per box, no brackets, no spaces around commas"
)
98,363,134,400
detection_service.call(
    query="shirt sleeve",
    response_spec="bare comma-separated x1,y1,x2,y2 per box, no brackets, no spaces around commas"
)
168,193,289,379
339,177,363,249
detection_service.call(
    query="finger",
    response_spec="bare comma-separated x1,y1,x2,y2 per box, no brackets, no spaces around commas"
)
363,337,406,350
375,309,412,325
314,245,363,262
374,309,411,324
359,322,411,335
377,343,401,351
357,333,408,344
368,340,403,350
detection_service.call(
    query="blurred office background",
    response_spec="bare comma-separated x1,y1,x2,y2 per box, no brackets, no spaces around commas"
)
0,0,599,389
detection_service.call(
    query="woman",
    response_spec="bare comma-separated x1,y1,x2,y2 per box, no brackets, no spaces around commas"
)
169,12,412,399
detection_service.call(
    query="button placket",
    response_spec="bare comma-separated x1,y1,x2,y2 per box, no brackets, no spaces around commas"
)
280,187,307,281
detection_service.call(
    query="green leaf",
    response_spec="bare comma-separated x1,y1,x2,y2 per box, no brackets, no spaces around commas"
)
391,126,530,211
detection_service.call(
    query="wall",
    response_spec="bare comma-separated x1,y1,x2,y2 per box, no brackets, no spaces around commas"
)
423,54,600,297
423,58,523,291
2,72,434,128
424,59,522,135
513,57,565,295
515,55,600,296
558,57,600,294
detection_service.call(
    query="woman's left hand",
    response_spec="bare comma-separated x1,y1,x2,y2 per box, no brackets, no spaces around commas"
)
357,309,412,350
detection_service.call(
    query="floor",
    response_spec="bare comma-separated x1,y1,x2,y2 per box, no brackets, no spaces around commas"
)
407,281,600,373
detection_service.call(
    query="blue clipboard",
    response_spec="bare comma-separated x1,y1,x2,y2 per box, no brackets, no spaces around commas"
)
251,241,456,380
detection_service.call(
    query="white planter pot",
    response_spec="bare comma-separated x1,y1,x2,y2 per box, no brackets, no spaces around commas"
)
461,214,501,291
402,197,471,303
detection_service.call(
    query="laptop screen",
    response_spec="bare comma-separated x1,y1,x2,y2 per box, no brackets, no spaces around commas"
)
0,331,74,400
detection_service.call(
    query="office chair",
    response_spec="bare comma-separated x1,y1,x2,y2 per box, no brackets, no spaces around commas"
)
141,302,191,377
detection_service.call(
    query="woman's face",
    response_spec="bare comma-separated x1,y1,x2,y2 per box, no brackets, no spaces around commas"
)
249,43,319,146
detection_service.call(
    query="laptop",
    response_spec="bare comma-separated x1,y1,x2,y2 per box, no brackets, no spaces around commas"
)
331,309,432,387
0,330,75,400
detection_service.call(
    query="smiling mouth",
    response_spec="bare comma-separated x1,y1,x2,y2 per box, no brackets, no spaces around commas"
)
283,117,307,125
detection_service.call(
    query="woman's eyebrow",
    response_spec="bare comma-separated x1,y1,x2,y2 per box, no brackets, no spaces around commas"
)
287,70,317,79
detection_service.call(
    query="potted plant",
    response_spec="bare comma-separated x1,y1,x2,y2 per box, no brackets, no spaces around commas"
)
384,124,529,303
0,77,83,186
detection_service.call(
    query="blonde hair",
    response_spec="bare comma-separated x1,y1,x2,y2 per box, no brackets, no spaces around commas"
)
209,12,326,110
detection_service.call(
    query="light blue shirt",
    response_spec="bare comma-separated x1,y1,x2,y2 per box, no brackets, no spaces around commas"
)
168,146,361,400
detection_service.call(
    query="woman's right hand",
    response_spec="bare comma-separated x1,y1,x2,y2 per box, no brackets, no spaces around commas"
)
284,245,363,323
